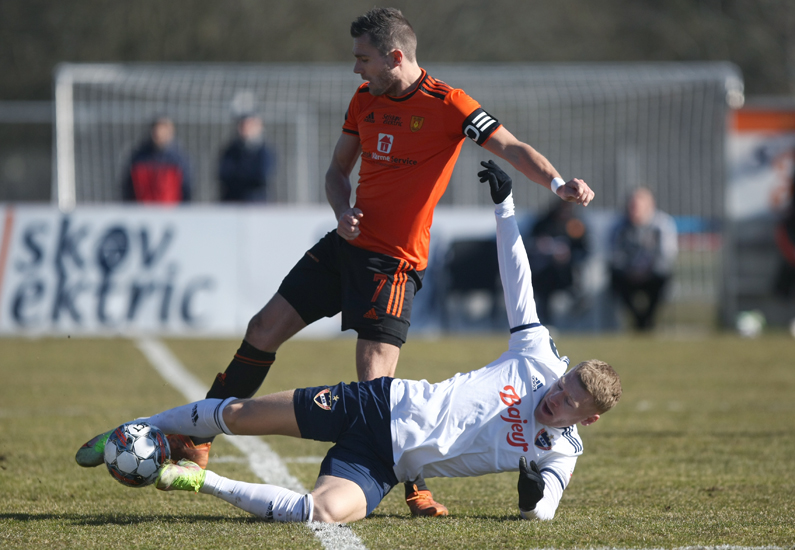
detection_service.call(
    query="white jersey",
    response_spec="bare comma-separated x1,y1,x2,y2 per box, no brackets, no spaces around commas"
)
390,329,580,477
388,197,582,520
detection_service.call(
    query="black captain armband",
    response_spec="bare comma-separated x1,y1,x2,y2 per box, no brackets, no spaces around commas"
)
463,108,500,145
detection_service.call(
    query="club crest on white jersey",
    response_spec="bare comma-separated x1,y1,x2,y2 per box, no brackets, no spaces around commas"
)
535,428,553,451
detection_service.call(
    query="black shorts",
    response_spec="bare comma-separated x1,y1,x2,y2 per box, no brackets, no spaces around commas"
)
278,231,424,347
293,378,398,517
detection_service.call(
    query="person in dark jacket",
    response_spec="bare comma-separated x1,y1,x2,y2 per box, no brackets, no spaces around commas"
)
526,201,589,326
609,187,678,331
218,113,276,202
122,116,192,203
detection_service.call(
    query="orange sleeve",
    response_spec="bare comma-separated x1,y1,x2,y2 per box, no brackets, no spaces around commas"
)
446,88,502,145
342,85,367,136
445,88,482,118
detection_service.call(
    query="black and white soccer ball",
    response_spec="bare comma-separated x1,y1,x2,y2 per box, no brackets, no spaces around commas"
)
104,421,170,487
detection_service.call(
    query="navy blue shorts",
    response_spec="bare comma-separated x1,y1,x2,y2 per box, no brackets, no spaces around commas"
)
293,378,398,517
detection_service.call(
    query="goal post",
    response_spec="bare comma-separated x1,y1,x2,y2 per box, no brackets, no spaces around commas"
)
53,61,744,330
54,61,743,212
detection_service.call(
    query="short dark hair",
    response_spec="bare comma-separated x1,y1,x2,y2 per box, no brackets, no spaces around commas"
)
350,7,417,62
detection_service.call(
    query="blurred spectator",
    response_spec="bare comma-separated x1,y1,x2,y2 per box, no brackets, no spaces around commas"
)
526,201,589,326
773,169,795,298
609,187,678,331
122,116,192,203
218,113,276,202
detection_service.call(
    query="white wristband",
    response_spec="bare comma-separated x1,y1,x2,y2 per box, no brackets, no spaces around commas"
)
550,177,565,195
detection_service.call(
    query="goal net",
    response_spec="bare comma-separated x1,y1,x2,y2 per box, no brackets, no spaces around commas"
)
54,62,743,328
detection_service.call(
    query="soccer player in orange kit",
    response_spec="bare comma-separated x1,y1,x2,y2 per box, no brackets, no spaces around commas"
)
77,7,595,517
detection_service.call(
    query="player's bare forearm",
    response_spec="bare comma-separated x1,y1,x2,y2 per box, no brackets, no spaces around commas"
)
326,132,364,239
484,127,594,206
325,169,353,220
325,172,363,241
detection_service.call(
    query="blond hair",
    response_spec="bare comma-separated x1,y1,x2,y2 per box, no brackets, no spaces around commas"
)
572,359,622,414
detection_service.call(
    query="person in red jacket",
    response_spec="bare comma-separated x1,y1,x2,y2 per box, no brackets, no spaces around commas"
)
122,116,192,203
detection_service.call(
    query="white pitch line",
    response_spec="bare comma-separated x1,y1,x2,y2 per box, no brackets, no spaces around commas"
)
135,338,367,550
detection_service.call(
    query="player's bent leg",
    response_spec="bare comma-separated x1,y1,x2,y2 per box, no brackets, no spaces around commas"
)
158,461,313,522
204,294,305,407
222,390,301,437
80,392,300,469
355,339,400,381
311,475,369,523
194,294,307,457
245,293,307,351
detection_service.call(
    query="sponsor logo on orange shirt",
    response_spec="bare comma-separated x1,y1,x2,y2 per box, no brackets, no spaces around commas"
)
377,134,394,154
383,114,402,126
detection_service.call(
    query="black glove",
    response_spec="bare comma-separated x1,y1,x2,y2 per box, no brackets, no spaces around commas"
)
518,456,545,511
478,160,513,204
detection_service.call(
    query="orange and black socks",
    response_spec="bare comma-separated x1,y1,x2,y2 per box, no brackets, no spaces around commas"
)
206,340,276,401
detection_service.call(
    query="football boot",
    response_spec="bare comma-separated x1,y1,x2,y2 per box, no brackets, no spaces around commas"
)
156,459,206,492
167,434,211,469
75,429,113,468
405,485,449,517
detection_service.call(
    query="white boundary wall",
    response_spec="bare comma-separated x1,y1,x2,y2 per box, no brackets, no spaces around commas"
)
0,203,498,337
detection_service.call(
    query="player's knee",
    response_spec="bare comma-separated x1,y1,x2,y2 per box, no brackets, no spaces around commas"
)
311,497,361,523
221,399,248,433
245,309,272,341
244,295,303,349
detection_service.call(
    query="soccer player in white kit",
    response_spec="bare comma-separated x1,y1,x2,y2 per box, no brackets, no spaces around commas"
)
89,161,621,523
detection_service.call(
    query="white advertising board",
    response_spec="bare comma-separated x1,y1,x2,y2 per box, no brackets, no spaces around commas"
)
0,204,498,337
0,205,337,337
726,112,795,221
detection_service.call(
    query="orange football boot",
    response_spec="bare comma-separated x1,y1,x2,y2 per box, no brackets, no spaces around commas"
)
166,434,211,469
406,484,449,517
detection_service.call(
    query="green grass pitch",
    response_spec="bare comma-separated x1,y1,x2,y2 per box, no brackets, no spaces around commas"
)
1,333,793,549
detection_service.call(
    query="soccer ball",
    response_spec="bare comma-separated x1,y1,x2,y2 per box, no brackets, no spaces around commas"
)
735,310,765,338
104,422,170,487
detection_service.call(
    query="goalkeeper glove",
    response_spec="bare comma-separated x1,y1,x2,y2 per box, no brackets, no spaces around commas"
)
518,456,545,511
478,160,513,204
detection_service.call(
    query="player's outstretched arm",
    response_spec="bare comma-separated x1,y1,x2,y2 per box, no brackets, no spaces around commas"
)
326,132,364,240
518,456,545,515
483,126,594,206
478,160,540,330
517,455,567,521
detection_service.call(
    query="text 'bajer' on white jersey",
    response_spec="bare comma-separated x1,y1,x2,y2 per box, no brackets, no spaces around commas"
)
389,325,579,484
389,195,585,520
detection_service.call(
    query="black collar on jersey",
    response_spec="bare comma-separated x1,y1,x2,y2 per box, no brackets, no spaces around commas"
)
385,69,430,103
510,322,542,333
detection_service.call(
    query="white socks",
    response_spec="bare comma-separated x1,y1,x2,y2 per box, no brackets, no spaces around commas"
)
145,397,236,438
201,471,313,522
145,398,312,522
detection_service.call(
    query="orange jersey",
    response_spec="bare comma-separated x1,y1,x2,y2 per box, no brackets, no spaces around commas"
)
342,69,501,270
